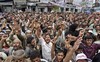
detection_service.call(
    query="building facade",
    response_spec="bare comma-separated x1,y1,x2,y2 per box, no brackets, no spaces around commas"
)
1,0,94,12
0,0,13,12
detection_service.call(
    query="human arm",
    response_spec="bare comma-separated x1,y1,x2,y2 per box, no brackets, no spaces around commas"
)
0,34,8,51
63,37,82,62
51,29,63,59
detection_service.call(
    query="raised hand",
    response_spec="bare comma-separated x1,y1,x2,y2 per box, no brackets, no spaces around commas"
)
79,29,85,37
0,34,8,43
73,37,82,51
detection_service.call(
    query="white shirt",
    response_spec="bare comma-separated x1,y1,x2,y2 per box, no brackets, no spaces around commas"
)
39,37,52,61
41,59,48,62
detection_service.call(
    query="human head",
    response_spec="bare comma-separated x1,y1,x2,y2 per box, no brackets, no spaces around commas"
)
12,49,26,59
10,49,26,62
95,25,100,31
31,37,37,46
30,50,41,62
15,29,21,35
55,49,65,62
76,53,90,62
84,36,94,46
25,30,32,37
13,39,22,50
44,33,51,44
75,45,83,54
0,52,7,61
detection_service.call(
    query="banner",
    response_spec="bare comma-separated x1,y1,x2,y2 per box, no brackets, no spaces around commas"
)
13,0,26,5
40,0,50,3
28,0,39,2
73,0,82,6
50,0,65,7
14,0,26,3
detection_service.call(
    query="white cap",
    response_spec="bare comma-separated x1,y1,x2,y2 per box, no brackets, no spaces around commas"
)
76,53,90,61
51,10,54,13
76,28,83,31
88,30,93,33
13,38,21,43
13,35,19,40
25,30,32,33
0,52,7,60
0,32,4,35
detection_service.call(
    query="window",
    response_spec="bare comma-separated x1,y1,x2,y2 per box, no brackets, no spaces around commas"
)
48,7,52,12
66,8,69,11
75,9,78,12
40,8,44,12
71,8,73,11
61,7,64,12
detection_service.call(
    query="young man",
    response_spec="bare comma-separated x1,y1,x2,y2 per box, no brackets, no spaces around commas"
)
81,35,100,59
29,50,48,62
35,27,52,61
38,33,52,61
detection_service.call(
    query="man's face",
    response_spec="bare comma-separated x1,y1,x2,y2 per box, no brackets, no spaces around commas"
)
26,32,32,37
85,39,93,46
31,39,36,46
96,25,100,30
15,29,21,35
13,42,20,50
56,52,64,62
32,57,41,62
77,59,88,62
45,35,51,44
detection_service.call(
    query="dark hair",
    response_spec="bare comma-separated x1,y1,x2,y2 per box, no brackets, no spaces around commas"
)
29,50,41,61
92,53,100,62
55,46,67,57
97,34,100,40
65,24,79,37
69,24,78,32
27,36,34,44
84,36,93,40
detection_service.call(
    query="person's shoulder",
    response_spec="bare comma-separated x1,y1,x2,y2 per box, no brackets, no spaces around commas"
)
92,43,100,46
25,58,31,62
94,40,100,44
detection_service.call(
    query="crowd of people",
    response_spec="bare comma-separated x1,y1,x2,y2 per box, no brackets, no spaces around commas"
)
0,11,100,62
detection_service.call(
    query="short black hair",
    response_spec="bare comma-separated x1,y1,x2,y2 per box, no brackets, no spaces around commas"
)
27,36,34,44
83,34,96,41
55,46,67,57
29,50,41,60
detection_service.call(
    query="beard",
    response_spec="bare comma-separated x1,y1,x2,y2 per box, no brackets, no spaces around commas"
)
13,46,19,50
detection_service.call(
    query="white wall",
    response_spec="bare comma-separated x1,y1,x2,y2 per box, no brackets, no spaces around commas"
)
14,0,26,2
